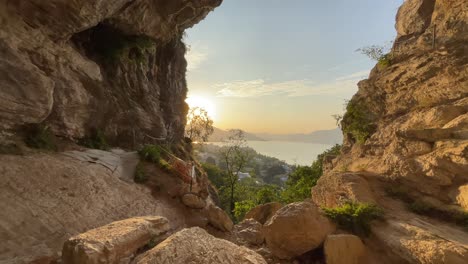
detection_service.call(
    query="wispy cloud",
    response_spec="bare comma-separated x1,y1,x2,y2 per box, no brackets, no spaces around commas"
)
215,70,369,98
186,44,207,71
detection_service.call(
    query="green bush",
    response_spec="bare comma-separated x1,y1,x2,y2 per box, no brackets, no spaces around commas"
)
323,202,384,236
138,145,162,163
342,100,375,144
378,54,392,68
409,200,468,230
24,124,56,150
134,163,148,183
158,159,172,172
233,200,257,222
80,129,109,150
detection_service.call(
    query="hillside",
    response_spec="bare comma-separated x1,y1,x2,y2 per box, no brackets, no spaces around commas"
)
257,128,343,144
208,127,265,142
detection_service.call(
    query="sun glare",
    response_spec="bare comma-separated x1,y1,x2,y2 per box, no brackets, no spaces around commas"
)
186,96,216,120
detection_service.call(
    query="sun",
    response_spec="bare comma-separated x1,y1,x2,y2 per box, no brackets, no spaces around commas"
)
185,96,216,120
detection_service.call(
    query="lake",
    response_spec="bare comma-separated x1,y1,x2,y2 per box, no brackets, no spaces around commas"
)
210,141,334,166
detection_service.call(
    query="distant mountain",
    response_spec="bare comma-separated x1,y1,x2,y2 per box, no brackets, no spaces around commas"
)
208,127,266,142
256,128,343,145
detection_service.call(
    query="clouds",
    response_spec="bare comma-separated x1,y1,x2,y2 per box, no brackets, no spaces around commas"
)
215,70,369,97
186,44,208,71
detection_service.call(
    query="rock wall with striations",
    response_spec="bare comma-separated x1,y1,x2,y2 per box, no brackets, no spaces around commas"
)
0,0,222,147
332,0,467,211
312,1,468,263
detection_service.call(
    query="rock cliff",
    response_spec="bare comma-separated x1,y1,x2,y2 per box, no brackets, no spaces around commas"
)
0,0,221,147
312,0,468,263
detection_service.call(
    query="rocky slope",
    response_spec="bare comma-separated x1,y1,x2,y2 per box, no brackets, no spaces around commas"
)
312,0,468,263
0,0,221,147
0,0,225,263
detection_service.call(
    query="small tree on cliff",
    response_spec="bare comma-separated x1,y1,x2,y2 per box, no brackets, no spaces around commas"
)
185,107,214,142
219,129,250,215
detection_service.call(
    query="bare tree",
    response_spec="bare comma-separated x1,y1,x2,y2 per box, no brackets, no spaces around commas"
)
185,107,214,142
219,129,250,214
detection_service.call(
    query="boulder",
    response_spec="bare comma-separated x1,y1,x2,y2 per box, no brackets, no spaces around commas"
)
233,219,265,245
205,204,234,232
263,202,335,259
244,202,283,224
62,216,170,264
453,184,468,210
311,173,375,207
324,234,368,264
135,227,267,264
181,193,207,209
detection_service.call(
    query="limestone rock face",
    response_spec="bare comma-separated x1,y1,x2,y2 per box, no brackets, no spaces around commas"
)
244,202,283,224
332,0,468,213
0,0,222,146
62,216,170,264
324,234,368,264
135,227,267,264
233,219,265,246
263,202,335,259
0,152,209,263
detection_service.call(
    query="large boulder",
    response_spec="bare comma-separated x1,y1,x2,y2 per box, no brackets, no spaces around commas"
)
324,234,368,264
233,219,265,246
181,193,207,209
263,202,335,259
244,202,283,224
62,216,170,264
135,227,267,264
311,173,375,207
205,204,234,232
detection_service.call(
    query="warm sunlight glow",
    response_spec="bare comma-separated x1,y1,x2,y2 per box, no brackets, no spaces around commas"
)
186,96,217,120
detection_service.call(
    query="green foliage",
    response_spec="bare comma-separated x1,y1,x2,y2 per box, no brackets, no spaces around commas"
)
356,44,392,68
146,237,158,248
342,100,375,144
378,54,392,68
256,185,282,205
80,129,109,150
102,34,155,63
134,163,148,184
24,124,56,150
202,163,225,188
158,159,173,172
282,145,341,203
323,202,384,236
282,166,320,203
233,200,257,221
138,145,162,163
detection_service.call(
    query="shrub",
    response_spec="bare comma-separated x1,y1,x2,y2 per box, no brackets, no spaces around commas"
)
24,124,56,150
233,200,257,222
134,163,148,183
158,159,172,172
378,54,392,68
342,100,375,144
409,200,468,230
80,129,109,150
138,145,162,163
322,202,384,236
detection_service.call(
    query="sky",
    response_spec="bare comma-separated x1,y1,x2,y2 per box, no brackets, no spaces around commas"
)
185,0,403,134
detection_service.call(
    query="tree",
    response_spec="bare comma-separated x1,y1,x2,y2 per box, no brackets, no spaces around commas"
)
219,129,251,215
185,107,214,142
